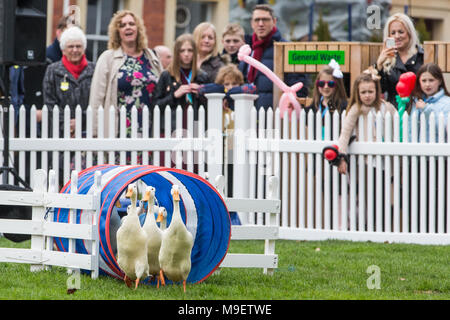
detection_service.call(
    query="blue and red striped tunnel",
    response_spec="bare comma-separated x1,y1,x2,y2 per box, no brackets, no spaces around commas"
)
54,164,231,284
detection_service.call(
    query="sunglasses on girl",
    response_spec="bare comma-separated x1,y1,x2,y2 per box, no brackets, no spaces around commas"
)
316,80,336,88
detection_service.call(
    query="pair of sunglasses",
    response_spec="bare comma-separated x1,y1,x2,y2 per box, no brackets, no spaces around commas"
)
316,80,336,88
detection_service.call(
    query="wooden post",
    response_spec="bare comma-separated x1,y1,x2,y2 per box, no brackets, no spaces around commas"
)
273,42,284,109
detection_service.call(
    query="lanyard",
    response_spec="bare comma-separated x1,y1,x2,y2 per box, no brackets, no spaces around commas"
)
319,96,329,119
319,97,328,140
181,68,193,104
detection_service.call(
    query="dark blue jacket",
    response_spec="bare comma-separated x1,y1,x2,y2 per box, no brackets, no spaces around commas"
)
46,38,63,64
239,29,309,109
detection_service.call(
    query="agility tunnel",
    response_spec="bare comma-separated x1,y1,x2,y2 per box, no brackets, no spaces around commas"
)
53,164,231,284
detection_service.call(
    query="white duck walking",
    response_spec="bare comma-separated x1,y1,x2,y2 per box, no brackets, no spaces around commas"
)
116,183,149,289
142,186,163,288
159,185,194,292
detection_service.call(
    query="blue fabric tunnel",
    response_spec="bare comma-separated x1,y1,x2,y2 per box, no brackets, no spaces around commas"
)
54,164,231,284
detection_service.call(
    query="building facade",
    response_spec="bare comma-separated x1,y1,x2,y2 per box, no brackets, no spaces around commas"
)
391,0,450,41
47,0,230,62
46,0,450,63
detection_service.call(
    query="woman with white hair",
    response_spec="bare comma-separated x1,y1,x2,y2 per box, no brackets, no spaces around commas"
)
43,25,95,136
375,13,424,108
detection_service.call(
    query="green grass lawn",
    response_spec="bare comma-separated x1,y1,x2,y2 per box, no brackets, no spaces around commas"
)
0,237,448,300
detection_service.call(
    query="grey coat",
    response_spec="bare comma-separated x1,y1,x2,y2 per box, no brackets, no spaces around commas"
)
43,60,95,130
43,60,95,135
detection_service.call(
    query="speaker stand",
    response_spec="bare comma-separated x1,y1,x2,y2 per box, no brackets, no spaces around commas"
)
0,64,31,190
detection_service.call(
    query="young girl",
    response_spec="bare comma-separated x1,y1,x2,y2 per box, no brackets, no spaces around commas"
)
409,63,450,142
337,67,396,174
153,33,210,128
307,60,348,115
306,60,348,139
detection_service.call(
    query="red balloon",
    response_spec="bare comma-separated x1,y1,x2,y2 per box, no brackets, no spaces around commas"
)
324,145,339,161
400,72,416,90
396,81,409,97
397,72,416,97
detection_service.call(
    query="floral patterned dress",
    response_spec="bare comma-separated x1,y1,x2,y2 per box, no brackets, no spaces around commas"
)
118,53,158,136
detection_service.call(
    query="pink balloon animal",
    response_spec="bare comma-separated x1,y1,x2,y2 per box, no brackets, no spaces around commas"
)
238,44,303,119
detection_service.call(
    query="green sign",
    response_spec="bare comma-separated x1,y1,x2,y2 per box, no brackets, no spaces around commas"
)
288,50,345,65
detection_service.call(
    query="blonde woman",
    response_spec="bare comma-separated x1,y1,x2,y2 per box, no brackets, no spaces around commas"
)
89,10,163,138
375,13,423,108
193,22,227,82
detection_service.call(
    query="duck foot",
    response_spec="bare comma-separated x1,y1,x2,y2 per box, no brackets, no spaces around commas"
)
124,275,133,288
134,278,140,290
159,269,166,286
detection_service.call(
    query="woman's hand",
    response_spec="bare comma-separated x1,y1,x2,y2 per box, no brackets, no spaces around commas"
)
189,83,201,94
337,158,347,175
174,84,192,98
376,43,396,70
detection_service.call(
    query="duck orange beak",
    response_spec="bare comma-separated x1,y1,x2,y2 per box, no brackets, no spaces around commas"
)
156,211,163,223
173,189,180,201
125,187,133,198
142,190,150,202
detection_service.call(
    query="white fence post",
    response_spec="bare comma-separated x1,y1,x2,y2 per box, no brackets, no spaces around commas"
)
205,93,225,182
264,176,279,275
230,94,258,225
68,170,78,275
30,169,47,272
91,170,102,279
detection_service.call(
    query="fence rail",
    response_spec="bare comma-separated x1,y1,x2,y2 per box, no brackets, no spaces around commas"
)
0,169,101,277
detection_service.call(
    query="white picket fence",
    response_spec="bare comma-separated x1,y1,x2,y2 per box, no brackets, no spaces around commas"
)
1,93,450,245
216,175,280,274
231,95,450,245
0,169,101,278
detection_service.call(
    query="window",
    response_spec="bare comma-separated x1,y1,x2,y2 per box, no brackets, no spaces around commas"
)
175,1,215,37
85,0,124,62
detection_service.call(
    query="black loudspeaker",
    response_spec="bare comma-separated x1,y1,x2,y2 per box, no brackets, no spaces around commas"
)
0,0,47,66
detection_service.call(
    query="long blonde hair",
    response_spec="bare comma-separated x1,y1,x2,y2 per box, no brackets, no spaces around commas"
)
107,10,148,52
382,13,421,74
193,22,219,61
347,68,382,114
167,34,199,83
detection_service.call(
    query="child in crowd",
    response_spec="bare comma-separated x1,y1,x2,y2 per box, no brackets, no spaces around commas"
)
198,64,257,114
337,67,396,175
221,23,246,66
305,59,348,140
153,33,210,130
408,63,450,142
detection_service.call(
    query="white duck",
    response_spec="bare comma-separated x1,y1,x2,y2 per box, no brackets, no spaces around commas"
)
156,206,168,231
158,185,194,292
142,186,163,287
116,183,149,289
